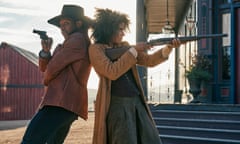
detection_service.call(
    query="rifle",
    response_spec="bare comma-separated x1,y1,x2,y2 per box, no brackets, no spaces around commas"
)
33,29,49,40
148,33,228,45
105,33,228,61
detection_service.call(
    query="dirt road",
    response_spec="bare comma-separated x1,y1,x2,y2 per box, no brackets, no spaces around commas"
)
0,112,94,144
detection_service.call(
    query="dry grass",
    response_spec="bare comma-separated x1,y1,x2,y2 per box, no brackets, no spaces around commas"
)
0,112,94,144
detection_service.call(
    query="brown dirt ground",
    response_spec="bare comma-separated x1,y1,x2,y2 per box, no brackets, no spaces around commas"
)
0,112,94,144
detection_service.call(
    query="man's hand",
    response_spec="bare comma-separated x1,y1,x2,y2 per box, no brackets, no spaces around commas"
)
41,38,53,52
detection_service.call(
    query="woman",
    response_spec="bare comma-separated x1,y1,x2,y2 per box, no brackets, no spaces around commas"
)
89,8,182,144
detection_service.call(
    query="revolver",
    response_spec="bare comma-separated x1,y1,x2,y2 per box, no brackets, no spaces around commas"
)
33,29,49,40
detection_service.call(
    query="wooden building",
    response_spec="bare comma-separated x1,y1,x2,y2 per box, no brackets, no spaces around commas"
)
139,1,240,143
138,0,240,104
209,0,240,104
179,0,240,104
0,42,44,120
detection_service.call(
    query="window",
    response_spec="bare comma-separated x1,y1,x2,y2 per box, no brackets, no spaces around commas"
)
221,13,231,80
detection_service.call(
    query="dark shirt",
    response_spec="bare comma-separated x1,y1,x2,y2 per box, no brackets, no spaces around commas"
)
111,69,140,97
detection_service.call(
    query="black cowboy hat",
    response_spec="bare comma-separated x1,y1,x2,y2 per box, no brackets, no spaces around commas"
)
48,4,92,27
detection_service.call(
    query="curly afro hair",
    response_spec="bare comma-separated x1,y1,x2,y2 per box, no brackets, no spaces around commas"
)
91,8,130,44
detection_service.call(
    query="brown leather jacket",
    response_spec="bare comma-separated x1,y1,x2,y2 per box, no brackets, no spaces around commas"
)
89,42,168,144
39,32,91,120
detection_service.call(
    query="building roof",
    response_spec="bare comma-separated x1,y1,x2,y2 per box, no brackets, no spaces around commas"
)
0,42,38,66
145,0,193,34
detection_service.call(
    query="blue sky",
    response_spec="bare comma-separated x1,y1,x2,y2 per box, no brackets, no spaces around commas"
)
0,0,136,89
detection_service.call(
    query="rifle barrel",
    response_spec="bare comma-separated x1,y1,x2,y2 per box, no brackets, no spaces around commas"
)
105,33,228,61
148,33,228,46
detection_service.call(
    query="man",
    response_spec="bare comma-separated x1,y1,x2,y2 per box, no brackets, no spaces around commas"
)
21,5,92,144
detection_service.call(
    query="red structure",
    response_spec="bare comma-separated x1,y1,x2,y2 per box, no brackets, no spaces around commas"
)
0,42,44,120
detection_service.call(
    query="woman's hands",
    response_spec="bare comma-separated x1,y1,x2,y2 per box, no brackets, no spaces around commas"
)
162,38,183,58
134,38,182,52
129,39,183,58
134,42,152,52
168,38,182,49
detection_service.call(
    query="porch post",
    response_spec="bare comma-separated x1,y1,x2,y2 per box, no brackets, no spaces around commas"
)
136,0,148,97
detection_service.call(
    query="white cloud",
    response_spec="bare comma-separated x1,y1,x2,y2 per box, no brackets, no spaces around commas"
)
0,6,50,17
0,28,35,44
0,17,14,23
0,28,30,35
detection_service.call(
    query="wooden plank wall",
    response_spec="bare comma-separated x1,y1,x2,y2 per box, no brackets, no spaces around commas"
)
0,45,44,120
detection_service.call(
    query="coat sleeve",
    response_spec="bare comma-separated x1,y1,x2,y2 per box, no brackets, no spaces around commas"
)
44,33,88,85
89,44,137,80
39,57,50,72
136,46,169,67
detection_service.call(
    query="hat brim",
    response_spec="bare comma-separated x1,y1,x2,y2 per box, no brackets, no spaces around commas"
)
48,15,92,27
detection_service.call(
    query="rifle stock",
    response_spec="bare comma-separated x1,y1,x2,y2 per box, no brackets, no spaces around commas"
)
105,33,228,61
105,46,130,61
